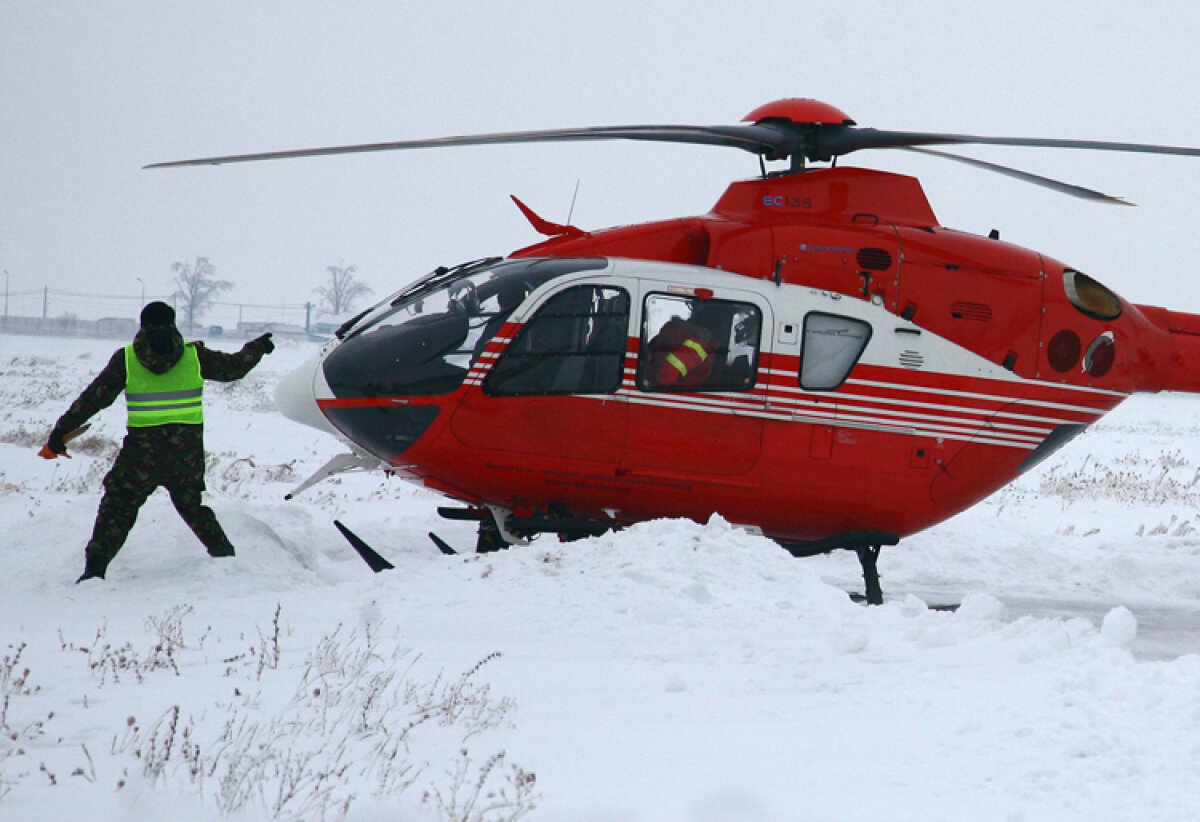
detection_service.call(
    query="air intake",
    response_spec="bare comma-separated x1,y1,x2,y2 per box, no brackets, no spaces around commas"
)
951,301,993,322
857,247,893,271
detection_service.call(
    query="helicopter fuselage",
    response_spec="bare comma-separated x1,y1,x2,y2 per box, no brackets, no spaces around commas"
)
275,166,1200,547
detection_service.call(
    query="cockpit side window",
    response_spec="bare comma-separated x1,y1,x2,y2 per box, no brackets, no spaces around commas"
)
799,312,872,390
484,285,630,396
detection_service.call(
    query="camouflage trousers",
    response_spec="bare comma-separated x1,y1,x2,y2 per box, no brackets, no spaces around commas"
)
84,424,234,570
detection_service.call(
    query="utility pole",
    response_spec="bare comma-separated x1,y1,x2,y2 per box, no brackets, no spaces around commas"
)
305,301,311,335
137,277,145,309
3,270,8,331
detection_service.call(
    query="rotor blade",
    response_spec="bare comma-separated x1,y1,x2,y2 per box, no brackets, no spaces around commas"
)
897,147,1134,205
821,126,1200,160
144,123,790,168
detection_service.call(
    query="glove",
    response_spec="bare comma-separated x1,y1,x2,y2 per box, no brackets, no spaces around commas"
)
254,333,275,354
39,429,70,460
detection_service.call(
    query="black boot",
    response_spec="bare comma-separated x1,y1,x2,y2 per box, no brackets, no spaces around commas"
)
76,555,108,583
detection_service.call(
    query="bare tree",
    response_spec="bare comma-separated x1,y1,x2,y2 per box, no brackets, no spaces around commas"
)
171,257,233,330
314,264,372,316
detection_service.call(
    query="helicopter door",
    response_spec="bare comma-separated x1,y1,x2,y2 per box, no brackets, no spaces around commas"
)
448,282,631,462
620,286,769,478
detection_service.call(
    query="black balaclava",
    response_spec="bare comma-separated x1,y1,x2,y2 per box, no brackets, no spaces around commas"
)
140,301,177,356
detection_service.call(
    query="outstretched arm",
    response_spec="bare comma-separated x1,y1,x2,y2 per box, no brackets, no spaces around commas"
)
195,333,274,382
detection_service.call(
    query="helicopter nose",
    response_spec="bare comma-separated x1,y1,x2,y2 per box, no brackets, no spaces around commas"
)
275,346,341,437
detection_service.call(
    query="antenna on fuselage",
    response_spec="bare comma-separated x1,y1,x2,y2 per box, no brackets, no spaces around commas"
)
566,178,581,225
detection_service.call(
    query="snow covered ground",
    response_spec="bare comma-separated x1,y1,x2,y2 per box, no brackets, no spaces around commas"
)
2,332,1199,821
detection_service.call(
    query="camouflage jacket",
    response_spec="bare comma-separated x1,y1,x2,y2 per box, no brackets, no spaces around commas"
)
53,329,271,436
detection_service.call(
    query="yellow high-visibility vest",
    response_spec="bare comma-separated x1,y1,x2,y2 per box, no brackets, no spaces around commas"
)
665,338,709,378
124,343,203,427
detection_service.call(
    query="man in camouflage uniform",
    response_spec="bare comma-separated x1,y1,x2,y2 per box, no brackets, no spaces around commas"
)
42,301,275,582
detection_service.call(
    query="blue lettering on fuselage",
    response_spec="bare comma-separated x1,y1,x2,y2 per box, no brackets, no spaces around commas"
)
762,194,814,209
798,243,856,254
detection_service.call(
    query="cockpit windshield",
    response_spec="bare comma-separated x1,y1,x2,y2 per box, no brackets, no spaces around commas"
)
322,257,607,399
337,257,501,340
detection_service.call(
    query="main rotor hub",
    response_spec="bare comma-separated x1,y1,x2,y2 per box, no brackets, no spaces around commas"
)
742,99,856,126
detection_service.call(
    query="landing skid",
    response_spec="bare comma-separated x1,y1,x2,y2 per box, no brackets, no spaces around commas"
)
333,520,395,573
428,531,459,556
428,511,508,555
334,514,506,571
432,505,613,555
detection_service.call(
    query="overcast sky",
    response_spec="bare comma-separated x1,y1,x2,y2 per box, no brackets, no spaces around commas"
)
5,2,1200,325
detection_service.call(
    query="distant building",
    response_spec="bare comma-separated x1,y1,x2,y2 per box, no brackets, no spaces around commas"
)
97,317,138,338
237,321,308,339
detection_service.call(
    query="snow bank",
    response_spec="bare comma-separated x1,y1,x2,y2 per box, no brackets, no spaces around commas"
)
3,335,1200,821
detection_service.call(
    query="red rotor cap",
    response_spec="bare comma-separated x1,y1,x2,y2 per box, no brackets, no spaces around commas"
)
743,99,855,126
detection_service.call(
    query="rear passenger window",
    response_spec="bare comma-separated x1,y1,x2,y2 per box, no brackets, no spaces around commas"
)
800,313,872,390
638,294,760,392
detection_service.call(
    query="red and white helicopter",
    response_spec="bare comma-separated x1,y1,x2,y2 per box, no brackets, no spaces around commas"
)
150,99,1200,603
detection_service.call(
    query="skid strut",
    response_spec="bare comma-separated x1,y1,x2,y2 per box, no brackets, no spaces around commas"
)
778,530,898,606
855,545,883,606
